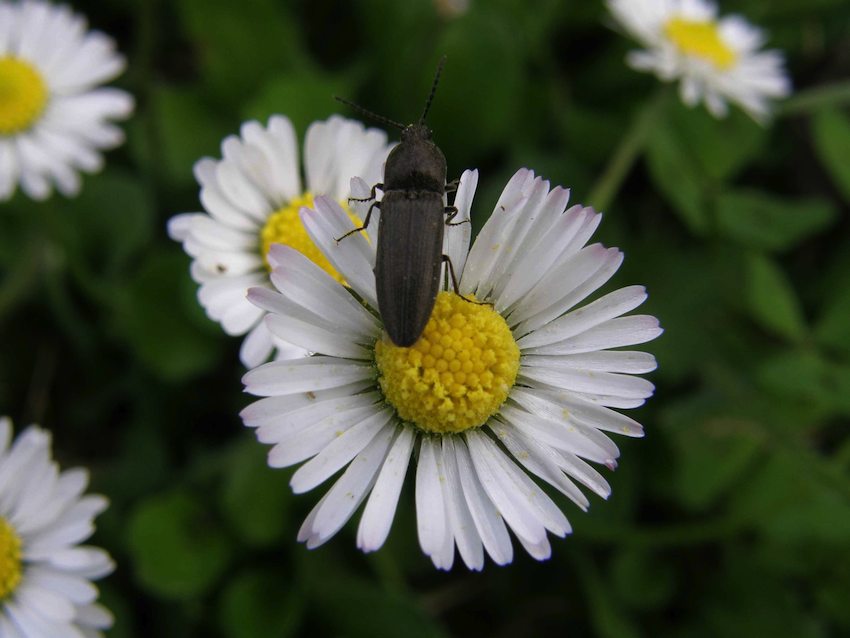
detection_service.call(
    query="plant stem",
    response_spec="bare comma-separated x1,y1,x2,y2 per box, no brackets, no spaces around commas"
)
587,88,668,212
778,80,850,117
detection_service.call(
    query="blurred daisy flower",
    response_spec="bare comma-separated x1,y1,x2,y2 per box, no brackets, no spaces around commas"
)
240,168,662,570
0,417,114,636
168,115,392,368
0,0,134,201
607,0,791,122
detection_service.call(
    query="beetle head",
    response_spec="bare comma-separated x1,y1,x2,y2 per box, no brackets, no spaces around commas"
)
402,123,433,143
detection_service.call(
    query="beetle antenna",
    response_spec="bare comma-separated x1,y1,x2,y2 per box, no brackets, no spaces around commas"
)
420,55,447,124
334,96,406,130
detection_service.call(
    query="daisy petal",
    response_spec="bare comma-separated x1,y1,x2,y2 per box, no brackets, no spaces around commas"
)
357,426,415,552
300,425,395,548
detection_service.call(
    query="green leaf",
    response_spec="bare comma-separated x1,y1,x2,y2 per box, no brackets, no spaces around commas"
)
756,350,850,416
730,454,850,544
220,437,291,547
812,108,850,203
219,569,304,638
715,189,838,251
127,489,233,599
667,415,763,511
646,117,710,234
623,240,742,383
668,100,767,182
109,249,223,381
815,276,850,355
744,252,807,342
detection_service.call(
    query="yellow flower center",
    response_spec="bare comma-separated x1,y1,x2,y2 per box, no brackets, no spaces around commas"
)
375,292,520,434
0,56,49,136
664,18,737,69
259,193,363,284
0,517,23,601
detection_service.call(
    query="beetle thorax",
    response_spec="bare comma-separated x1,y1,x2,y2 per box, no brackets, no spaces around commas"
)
383,124,447,192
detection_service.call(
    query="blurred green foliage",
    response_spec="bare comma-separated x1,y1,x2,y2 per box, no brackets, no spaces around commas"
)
1,0,849,636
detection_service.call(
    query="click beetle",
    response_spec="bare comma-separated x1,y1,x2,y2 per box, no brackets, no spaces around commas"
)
337,58,464,347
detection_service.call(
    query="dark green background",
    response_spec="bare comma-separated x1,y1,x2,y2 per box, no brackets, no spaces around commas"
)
2,0,850,636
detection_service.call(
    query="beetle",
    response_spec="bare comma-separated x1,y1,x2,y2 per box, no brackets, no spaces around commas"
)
337,58,465,347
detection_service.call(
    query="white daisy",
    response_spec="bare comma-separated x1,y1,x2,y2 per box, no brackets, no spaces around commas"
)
0,417,114,637
168,115,393,368
0,0,134,201
607,0,791,122
240,168,663,570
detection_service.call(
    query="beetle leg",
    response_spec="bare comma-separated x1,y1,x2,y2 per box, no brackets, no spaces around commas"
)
347,182,383,203
444,178,460,194
441,255,489,305
335,201,381,242
444,206,470,227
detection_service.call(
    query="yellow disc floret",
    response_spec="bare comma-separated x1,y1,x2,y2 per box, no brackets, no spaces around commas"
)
0,57,49,136
375,292,520,434
260,193,363,284
0,516,22,601
664,18,737,70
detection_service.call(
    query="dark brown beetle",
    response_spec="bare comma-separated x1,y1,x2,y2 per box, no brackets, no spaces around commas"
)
337,59,462,347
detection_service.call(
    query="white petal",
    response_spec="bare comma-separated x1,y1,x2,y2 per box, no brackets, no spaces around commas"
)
519,364,656,401
460,168,535,297
266,403,383,469
497,406,612,498
542,388,646,437
495,195,586,312
242,357,373,397
301,198,379,309
441,437,485,570
484,176,553,301
241,382,375,428
265,314,370,360
679,75,701,106
194,158,261,232
500,402,619,466
465,430,549,546
356,426,415,552
489,418,590,510
304,116,390,199
516,285,648,350
266,244,380,337
242,116,302,201
214,145,273,223
299,425,395,548
524,350,657,374
0,140,19,200
511,245,624,337
239,320,276,368
415,437,451,564
526,315,663,355
24,567,97,605
443,169,478,282
453,437,513,565
290,410,394,493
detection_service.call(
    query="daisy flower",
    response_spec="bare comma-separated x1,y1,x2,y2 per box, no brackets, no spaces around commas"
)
607,0,791,122
0,417,114,636
0,0,134,201
168,115,392,368
240,168,663,570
